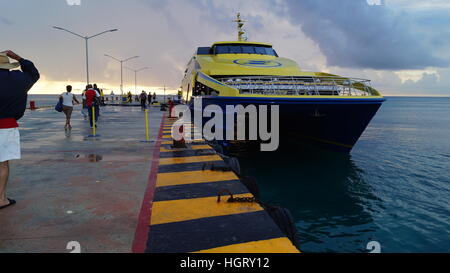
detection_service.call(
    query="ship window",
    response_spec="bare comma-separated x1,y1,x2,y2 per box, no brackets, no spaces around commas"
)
241,46,254,54
228,46,242,54
215,46,230,54
197,47,211,55
254,47,266,55
265,48,276,56
214,44,277,56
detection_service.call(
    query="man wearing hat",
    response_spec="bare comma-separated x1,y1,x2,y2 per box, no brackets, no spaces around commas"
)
0,50,40,210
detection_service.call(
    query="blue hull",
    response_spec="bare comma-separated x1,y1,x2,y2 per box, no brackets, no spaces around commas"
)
190,96,385,152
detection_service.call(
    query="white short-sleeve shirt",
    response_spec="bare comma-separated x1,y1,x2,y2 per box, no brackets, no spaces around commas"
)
61,92,75,107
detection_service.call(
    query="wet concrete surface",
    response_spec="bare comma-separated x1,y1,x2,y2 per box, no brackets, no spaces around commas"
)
0,105,164,253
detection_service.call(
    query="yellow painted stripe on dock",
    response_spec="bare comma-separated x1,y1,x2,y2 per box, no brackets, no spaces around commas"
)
164,124,195,127
164,124,197,127
164,122,193,125
163,130,201,134
160,145,212,152
156,169,238,187
164,124,196,127
163,127,196,130
163,134,202,139
159,155,223,165
193,238,300,253
161,140,204,145
150,194,262,225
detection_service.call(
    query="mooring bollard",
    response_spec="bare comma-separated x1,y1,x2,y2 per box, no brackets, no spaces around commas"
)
29,101,36,110
173,124,186,148
168,100,175,118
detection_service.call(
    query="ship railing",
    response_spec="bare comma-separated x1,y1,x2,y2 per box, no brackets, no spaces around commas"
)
215,76,376,96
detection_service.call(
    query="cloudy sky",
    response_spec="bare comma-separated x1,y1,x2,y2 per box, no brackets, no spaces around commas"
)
2,0,450,96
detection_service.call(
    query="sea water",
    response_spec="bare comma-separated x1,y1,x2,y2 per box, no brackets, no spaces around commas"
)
238,97,450,253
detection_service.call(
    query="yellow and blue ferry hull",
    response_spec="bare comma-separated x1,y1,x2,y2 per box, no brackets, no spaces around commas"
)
191,96,385,152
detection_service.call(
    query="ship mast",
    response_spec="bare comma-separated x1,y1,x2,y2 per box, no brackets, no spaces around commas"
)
234,13,247,41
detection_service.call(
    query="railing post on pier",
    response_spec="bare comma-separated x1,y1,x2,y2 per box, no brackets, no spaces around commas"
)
145,109,150,142
140,108,154,143
87,106,100,138
92,106,96,136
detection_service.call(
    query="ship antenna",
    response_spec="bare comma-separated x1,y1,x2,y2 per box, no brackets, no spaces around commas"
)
234,12,247,41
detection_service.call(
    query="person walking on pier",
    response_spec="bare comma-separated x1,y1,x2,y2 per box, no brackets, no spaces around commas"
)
0,50,40,210
83,85,100,128
126,91,132,103
139,91,147,111
60,85,79,130
81,89,88,120
100,89,106,106
93,84,102,115
148,91,152,106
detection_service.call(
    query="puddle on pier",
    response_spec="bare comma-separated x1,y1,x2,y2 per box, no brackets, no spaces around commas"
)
75,154,103,162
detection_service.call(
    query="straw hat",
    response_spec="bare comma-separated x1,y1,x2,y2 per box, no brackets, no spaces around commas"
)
0,52,20,70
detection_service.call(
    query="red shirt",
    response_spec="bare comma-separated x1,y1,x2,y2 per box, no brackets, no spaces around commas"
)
0,118,19,129
85,89,99,107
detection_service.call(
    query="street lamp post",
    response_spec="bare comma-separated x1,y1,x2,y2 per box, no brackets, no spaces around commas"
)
125,67,149,94
53,26,118,85
104,54,139,95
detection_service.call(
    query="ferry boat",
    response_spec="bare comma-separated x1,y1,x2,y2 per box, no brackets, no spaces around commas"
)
181,13,385,152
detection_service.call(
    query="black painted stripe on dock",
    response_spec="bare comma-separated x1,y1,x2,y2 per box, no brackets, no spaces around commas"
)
160,143,210,149
146,211,286,253
153,180,248,202
161,140,208,145
157,161,226,173
160,144,213,152
189,141,209,145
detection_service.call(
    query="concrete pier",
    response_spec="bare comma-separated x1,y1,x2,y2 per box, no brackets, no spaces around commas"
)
0,105,163,253
0,105,299,253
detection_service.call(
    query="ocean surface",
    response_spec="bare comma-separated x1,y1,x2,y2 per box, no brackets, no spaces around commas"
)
238,97,450,253
26,95,450,253
27,94,60,107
